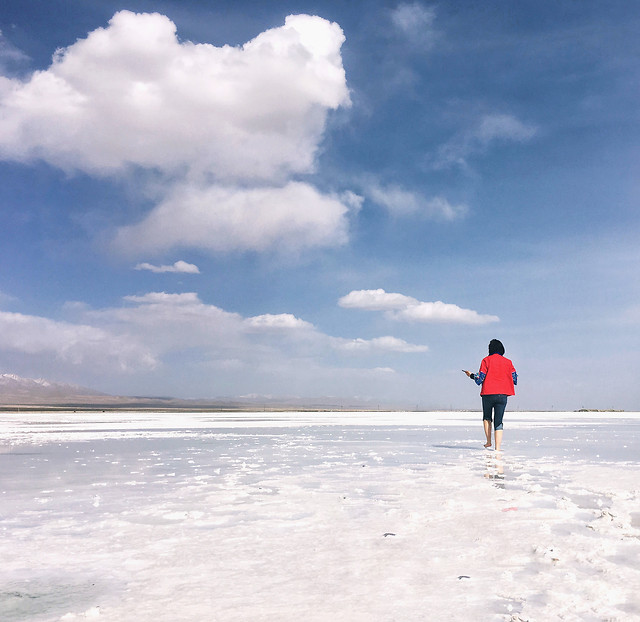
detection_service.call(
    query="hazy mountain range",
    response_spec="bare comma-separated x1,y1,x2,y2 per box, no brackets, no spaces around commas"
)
0,373,403,410
0,373,108,404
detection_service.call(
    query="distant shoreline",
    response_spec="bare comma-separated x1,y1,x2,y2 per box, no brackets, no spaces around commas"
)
0,405,388,413
0,403,626,414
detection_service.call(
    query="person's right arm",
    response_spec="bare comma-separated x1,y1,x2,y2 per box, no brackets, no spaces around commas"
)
470,371,485,386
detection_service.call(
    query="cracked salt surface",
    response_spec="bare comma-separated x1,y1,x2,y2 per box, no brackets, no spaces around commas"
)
1,410,639,621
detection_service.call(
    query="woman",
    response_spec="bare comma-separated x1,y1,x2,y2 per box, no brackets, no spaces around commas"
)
463,339,517,451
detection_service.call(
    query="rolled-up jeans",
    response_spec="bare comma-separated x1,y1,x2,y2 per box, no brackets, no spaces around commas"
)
482,394,508,430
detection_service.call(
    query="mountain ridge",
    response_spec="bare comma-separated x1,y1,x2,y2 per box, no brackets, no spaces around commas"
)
0,373,409,411
0,373,107,400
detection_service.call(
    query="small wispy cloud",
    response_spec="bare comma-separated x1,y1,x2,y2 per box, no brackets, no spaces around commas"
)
391,3,438,48
475,114,537,144
123,292,202,305
134,260,200,274
0,30,30,73
339,289,499,325
334,335,428,353
436,113,537,169
366,183,467,220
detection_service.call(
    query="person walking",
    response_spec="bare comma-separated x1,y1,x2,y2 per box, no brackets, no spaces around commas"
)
463,339,517,451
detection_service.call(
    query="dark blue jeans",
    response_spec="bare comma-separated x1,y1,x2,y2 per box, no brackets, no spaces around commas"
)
482,394,508,430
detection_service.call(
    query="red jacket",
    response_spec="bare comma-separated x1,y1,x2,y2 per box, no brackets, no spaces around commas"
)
478,354,517,396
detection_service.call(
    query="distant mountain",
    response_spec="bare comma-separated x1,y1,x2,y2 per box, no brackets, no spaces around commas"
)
0,373,411,411
0,373,108,404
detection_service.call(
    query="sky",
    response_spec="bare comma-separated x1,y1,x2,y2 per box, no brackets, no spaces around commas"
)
0,0,639,410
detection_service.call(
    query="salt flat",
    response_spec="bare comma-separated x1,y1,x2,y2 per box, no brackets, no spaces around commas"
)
1,411,639,621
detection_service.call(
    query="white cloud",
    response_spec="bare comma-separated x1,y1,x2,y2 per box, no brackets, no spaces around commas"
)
0,12,349,179
372,367,396,374
366,183,467,220
123,292,202,306
0,11,353,255
135,260,200,274
114,181,351,255
245,314,315,331
339,289,499,324
392,301,499,324
89,292,247,354
340,190,365,213
391,3,438,48
0,292,430,393
334,335,428,353
339,289,416,311
436,113,537,169
0,310,155,370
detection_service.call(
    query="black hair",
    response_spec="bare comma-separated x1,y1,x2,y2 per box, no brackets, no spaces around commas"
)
488,339,505,355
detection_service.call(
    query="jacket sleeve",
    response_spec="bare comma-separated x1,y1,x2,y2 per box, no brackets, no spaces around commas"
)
473,372,485,386
471,358,488,385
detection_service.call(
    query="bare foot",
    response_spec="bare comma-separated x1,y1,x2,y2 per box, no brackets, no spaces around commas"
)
484,442,492,448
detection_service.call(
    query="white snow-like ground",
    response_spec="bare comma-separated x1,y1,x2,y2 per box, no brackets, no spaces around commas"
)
1,410,639,622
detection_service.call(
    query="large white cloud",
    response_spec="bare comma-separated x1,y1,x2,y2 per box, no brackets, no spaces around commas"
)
0,11,353,254
339,289,499,325
97,292,245,352
114,181,350,254
0,11,349,179
0,310,155,370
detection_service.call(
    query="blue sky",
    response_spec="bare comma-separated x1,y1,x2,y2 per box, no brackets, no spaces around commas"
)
1,0,638,410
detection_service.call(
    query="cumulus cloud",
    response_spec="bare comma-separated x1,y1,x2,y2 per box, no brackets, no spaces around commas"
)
85,292,246,354
0,310,155,370
392,301,499,324
115,181,351,254
135,260,200,274
0,11,353,255
339,289,499,324
339,289,416,311
436,113,537,169
0,11,349,178
366,183,467,220
245,314,315,331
